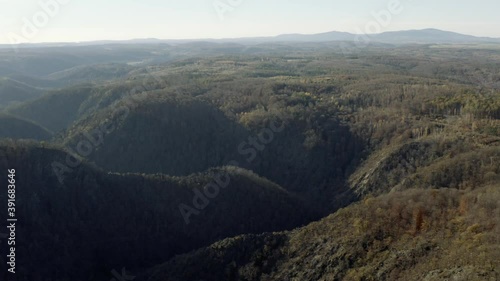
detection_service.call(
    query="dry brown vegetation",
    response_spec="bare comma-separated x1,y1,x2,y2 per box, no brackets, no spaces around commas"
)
146,185,499,281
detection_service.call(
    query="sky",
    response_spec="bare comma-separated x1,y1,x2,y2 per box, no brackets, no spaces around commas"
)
0,0,499,44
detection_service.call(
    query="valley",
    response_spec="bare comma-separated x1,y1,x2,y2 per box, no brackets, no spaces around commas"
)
0,34,498,280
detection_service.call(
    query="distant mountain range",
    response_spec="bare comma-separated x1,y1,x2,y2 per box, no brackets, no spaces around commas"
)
1,29,499,49
270,28,500,44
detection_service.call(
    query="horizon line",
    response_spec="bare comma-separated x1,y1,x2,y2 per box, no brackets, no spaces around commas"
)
1,28,500,47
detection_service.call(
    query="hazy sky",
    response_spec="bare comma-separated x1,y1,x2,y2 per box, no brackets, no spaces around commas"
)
0,0,499,44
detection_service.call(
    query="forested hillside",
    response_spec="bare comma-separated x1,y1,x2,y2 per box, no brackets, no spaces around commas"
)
0,114,52,140
0,42,498,280
0,141,314,281
143,184,499,281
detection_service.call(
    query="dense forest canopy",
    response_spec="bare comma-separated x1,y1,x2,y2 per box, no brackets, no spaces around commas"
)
0,41,498,280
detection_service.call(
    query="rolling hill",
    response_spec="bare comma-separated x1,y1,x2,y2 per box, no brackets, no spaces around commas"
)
141,184,500,281
0,113,52,140
0,40,498,281
0,77,43,108
0,141,315,281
